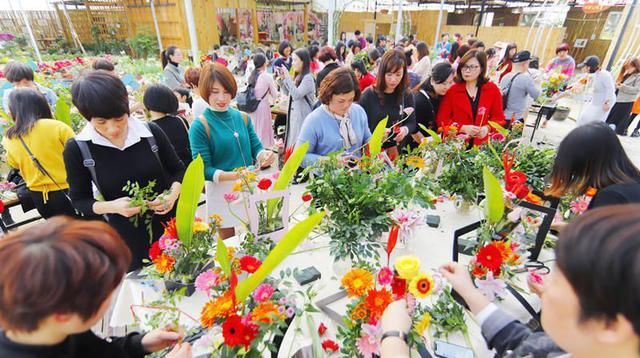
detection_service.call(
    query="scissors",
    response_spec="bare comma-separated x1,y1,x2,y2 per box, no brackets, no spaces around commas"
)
524,260,551,275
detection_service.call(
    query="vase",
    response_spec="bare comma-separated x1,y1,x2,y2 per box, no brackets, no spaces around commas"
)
164,280,196,297
332,257,353,277
454,198,472,214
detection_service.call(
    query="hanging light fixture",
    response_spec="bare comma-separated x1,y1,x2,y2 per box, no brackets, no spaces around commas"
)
511,7,523,14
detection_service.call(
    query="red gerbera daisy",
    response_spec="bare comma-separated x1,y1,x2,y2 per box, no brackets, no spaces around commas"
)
257,178,272,190
476,243,504,272
148,240,162,261
391,275,407,299
222,314,258,350
365,288,393,319
239,255,262,273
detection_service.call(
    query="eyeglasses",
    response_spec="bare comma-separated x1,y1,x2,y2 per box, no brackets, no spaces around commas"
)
461,65,481,72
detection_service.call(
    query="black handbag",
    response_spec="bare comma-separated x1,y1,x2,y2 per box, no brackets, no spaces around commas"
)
6,168,36,212
236,84,267,113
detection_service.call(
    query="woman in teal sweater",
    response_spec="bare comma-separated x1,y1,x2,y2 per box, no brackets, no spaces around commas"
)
189,63,276,238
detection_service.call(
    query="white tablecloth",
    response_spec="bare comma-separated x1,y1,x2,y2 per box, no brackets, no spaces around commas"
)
109,188,553,358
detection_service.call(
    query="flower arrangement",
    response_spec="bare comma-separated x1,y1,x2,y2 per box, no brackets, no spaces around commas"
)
558,187,597,222
194,212,325,356
222,144,309,253
336,249,472,357
388,206,427,248
541,70,569,98
143,214,222,285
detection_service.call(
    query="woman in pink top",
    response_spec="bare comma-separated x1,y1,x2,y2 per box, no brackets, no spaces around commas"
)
546,43,576,77
247,53,277,147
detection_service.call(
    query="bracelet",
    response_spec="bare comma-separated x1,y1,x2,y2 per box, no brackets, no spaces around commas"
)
381,330,409,344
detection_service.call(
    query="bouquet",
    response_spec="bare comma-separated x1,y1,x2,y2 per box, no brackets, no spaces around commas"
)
541,70,569,98
143,215,222,286
193,212,325,356
223,144,309,253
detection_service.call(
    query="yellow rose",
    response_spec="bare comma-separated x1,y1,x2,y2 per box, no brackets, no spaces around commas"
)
394,255,421,280
231,181,243,192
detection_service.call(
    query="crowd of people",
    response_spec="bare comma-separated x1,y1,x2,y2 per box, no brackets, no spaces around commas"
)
1,29,640,357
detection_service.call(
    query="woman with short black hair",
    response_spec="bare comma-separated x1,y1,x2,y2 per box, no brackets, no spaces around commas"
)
297,67,371,167
273,40,293,71
161,45,185,89
546,122,640,208
63,71,185,271
345,40,361,65
2,62,58,113
143,84,192,166
2,88,76,219
92,58,115,74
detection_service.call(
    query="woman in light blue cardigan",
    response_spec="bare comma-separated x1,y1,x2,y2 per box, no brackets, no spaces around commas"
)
296,68,371,168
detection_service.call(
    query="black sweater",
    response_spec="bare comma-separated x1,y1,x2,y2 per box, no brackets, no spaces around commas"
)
359,87,417,149
153,115,192,166
589,182,640,209
0,330,147,358
413,87,440,135
63,122,185,271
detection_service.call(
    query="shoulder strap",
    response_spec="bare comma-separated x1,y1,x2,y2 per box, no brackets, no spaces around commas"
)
504,72,521,103
199,115,211,139
75,138,103,196
18,136,70,198
419,89,430,100
143,122,162,165
239,111,249,126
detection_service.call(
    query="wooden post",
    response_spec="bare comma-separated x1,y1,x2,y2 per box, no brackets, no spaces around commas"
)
61,0,86,54
183,0,200,62
303,2,310,44
251,0,259,44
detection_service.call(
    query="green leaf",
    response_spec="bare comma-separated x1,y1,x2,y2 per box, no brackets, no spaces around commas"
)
216,238,231,277
54,97,71,126
483,166,505,224
419,124,442,144
235,212,325,301
176,155,205,248
267,142,309,219
488,121,509,136
369,116,388,157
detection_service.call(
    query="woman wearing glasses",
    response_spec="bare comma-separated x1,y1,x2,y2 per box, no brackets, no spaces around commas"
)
437,50,505,146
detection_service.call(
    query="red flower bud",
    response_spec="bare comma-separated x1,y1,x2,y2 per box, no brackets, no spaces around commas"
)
302,193,313,202
317,322,328,336
257,178,272,190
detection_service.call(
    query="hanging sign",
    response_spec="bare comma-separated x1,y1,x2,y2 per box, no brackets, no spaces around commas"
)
577,0,629,14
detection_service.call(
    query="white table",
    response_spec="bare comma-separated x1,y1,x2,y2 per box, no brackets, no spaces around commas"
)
109,187,553,358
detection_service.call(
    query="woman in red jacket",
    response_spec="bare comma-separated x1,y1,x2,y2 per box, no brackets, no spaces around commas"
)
436,49,505,146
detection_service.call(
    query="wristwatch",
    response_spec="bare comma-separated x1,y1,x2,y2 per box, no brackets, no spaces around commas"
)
381,330,409,344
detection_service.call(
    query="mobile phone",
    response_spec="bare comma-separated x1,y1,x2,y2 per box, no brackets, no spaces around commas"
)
294,266,321,285
434,340,474,358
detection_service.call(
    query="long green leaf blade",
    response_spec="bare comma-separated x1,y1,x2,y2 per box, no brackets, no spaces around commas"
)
488,121,509,136
369,116,388,157
216,238,231,277
176,155,204,248
419,124,442,144
54,98,71,126
267,142,309,219
483,166,505,224
235,212,325,302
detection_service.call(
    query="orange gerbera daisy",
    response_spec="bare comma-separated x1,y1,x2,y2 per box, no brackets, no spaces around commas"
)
350,301,369,321
251,301,285,324
341,268,374,298
153,253,175,274
364,288,393,319
200,291,236,327
585,187,598,197
163,217,178,238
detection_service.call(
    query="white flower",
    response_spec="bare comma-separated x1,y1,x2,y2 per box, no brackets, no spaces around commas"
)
474,272,507,301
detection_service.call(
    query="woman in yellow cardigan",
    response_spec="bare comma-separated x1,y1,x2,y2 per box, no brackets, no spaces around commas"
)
2,88,76,218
